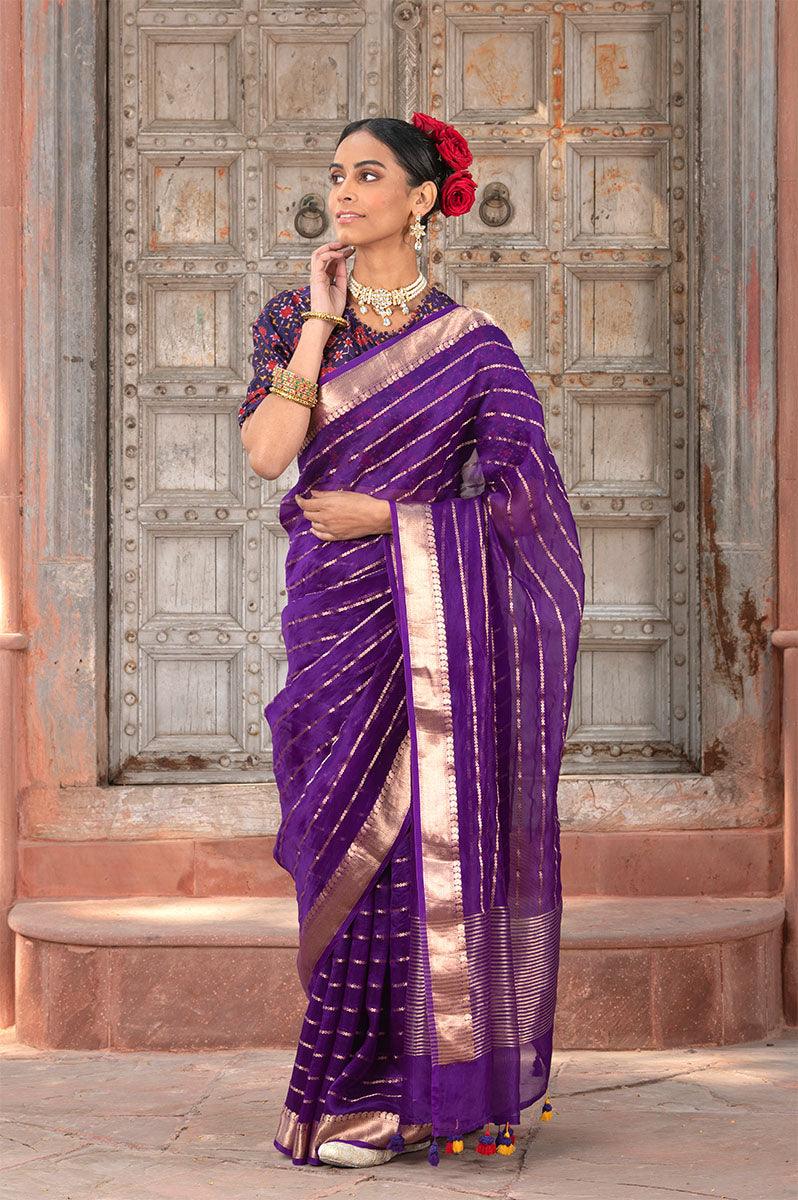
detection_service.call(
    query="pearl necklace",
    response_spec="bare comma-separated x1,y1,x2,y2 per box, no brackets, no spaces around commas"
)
348,271,428,326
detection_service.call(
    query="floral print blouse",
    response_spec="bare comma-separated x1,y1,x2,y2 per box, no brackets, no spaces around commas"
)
238,283,456,428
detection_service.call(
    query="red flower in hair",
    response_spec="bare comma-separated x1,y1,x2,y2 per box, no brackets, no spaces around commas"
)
411,111,448,140
411,111,473,171
440,169,477,217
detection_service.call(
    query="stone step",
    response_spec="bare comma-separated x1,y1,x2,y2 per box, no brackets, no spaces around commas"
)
9,895,785,1052
15,827,784,899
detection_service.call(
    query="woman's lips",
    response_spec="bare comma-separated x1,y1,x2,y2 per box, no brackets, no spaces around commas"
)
336,213,364,222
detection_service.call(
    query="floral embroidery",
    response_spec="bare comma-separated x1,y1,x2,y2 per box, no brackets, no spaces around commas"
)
238,284,455,428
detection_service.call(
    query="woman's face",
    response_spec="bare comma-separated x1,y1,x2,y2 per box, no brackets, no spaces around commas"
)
327,129,435,247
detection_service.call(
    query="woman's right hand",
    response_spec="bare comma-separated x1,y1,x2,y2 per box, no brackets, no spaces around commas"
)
309,240,355,321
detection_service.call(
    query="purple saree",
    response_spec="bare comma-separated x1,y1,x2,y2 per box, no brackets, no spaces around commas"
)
266,301,585,1164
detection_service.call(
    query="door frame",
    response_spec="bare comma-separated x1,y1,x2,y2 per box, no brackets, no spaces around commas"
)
17,0,780,838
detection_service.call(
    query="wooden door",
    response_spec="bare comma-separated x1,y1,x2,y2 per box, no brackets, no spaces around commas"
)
109,0,696,783
431,3,696,774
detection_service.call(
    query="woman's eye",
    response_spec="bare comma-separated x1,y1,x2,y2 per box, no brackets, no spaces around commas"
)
329,171,377,183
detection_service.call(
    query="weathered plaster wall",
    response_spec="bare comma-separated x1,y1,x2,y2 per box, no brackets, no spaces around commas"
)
697,0,780,826
19,0,108,799
0,0,23,1028
775,0,798,1025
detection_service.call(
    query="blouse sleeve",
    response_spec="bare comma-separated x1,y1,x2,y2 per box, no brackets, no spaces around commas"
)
237,292,298,428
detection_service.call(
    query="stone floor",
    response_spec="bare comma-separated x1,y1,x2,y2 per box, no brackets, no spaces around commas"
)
0,1025,795,1200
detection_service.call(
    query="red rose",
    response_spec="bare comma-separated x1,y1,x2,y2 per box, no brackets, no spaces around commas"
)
411,112,473,170
435,127,473,170
440,170,477,216
411,111,448,140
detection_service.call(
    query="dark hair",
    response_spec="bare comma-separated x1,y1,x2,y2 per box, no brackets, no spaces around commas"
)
335,117,454,228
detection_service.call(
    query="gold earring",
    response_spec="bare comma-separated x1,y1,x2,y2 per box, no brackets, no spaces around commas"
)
409,215,426,252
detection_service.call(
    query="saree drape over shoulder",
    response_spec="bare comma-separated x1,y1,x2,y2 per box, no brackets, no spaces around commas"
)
265,302,585,1165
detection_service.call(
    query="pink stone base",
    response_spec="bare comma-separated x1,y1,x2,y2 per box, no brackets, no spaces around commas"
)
13,934,305,1052
556,927,784,1049
16,827,784,899
16,836,295,899
8,896,785,1052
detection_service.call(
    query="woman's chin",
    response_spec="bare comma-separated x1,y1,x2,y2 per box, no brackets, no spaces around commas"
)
334,220,367,238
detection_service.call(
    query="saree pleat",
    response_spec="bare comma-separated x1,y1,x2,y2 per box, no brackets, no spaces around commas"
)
266,302,585,1163
274,821,434,1164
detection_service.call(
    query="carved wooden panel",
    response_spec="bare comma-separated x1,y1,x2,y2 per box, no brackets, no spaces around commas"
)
142,154,241,253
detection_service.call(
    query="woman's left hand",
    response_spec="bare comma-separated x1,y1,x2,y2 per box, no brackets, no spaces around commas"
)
296,488,392,540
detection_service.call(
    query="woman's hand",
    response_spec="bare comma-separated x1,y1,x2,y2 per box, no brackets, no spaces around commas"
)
296,489,392,540
309,240,355,319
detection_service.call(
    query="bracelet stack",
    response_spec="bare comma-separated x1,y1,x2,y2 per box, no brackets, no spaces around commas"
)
301,310,348,329
268,312,346,408
270,364,318,409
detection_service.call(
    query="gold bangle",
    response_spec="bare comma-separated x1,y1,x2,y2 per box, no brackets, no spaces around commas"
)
273,363,317,388
301,310,347,329
270,385,316,409
271,364,318,406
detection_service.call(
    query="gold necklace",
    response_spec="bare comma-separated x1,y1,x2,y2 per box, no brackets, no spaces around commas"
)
349,271,427,326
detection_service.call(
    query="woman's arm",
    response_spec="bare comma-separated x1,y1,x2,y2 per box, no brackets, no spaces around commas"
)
241,317,333,480
241,241,354,480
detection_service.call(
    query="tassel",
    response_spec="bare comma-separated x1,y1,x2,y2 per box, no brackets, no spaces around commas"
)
428,1139,440,1166
476,1123,496,1155
444,1137,464,1154
387,1132,405,1152
540,1093,554,1121
495,1120,516,1155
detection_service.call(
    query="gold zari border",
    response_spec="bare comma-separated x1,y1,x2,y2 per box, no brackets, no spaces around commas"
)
297,732,412,991
274,1103,432,1163
394,501,476,1066
301,305,493,449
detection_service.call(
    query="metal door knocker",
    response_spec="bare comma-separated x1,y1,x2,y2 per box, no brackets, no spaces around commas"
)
294,193,328,239
479,182,513,228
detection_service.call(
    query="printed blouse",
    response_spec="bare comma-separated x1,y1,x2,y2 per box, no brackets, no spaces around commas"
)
238,283,456,428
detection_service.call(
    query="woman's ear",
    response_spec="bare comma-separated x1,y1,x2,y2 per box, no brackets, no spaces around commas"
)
424,179,438,213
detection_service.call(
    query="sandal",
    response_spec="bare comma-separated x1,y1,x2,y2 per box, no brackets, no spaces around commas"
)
317,1134,433,1168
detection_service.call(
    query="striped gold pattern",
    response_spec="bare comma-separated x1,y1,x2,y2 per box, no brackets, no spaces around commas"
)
403,906,563,1056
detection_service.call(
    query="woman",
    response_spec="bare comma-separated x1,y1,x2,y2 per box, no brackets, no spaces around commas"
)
240,113,585,1169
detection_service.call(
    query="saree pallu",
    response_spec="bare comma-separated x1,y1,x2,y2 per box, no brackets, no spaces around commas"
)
266,302,585,1165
